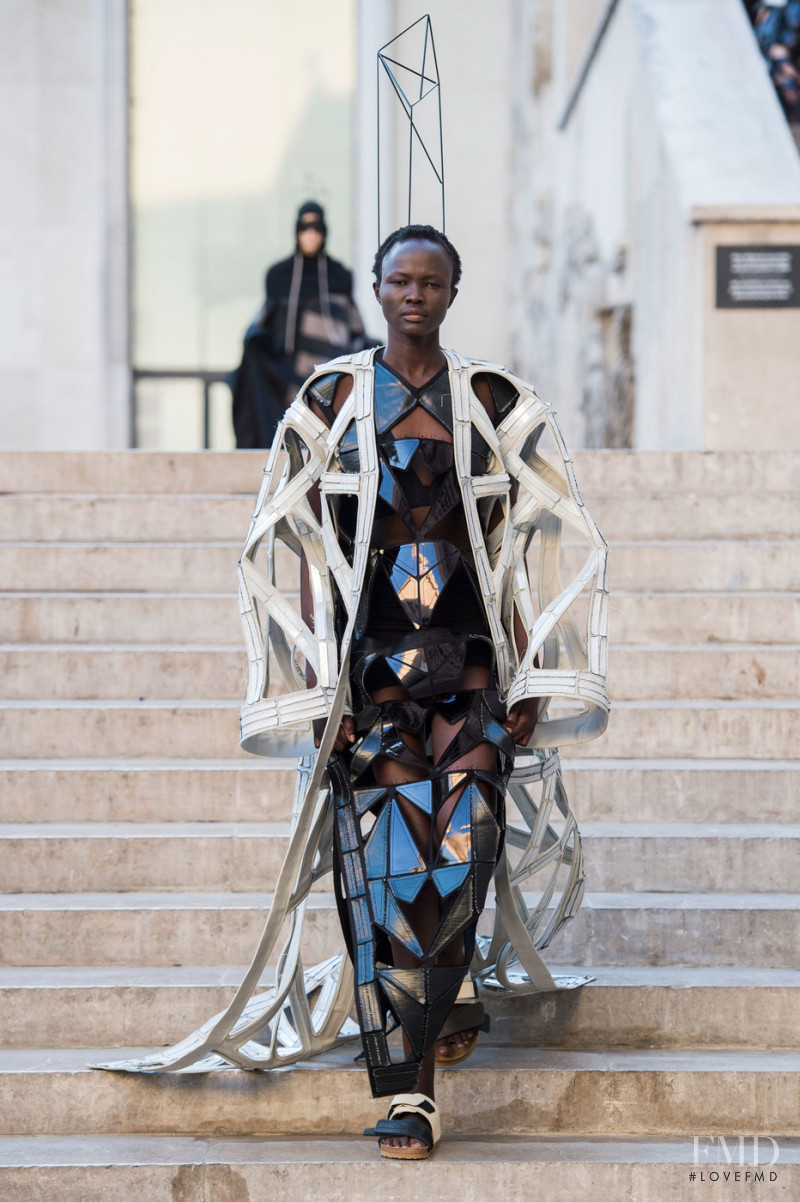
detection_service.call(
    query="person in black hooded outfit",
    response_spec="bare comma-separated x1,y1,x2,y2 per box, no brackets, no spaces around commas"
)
231,201,374,447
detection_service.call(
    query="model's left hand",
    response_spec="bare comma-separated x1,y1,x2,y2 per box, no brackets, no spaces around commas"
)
503,697,539,746
313,714,355,751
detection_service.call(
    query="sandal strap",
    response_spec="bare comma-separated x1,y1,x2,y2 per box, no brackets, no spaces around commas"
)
437,999,489,1041
387,1092,441,1146
363,1115,433,1150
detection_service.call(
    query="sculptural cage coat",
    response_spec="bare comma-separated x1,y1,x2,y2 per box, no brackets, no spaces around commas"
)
98,347,609,1076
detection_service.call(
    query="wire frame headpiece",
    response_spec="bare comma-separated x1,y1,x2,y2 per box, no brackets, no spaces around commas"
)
377,14,445,243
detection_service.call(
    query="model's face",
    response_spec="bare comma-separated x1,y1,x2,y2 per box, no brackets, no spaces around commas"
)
374,239,457,338
297,224,324,256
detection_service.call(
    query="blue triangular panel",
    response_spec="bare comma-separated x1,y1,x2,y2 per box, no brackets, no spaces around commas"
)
369,879,386,924
378,462,398,505
364,805,390,879
390,806,426,875
386,438,419,470
432,863,470,897
353,787,387,817
384,893,424,957
396,780,433,814
390,872,428,904
438,791,472,865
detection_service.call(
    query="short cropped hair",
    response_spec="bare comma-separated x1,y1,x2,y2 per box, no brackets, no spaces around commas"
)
372,225,462,287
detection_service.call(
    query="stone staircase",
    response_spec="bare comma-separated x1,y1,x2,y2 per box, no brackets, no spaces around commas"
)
0,449,798,1200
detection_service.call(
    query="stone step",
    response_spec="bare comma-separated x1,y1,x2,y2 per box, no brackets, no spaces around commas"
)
5,491,800,542
2,700,797,760
0,822,292,895
1,494,255,545
606,647,800,701
2,448,797,494
0,451,268,495
2,643,799,701
598,493,800,540
2,759,796,825
0,822,796,895
1,965,796,1051
1,539,798,593
2,591,797,646
579,824,800,891
0,592,243,645
0,1135,796,1202
1,891,796,968
610,592,800,645
485,967,800,1051
564,759,800,823
0,760,298,823
0,1046,797,1139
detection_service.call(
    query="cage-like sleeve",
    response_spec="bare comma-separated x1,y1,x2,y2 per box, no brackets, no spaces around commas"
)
496,388,609,748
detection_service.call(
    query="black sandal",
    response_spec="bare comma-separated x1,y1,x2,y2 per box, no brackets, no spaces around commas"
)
434,977,489,1066
364,1093,441,1160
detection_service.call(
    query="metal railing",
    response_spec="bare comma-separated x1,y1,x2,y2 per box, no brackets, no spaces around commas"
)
132,368,232,449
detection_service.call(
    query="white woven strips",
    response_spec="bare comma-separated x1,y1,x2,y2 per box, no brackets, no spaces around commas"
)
240,685,333,736
243,453,322,547
448,355,511,684
320,471,360,493
237,358,375,757
238,568,268,701
513,548,599,670
326,390,357,443
318,487,355,621
473,749,585,993
240,559,317,674
468,390,503,456
509,555,538,637
508,457,587,541
299,520,339,691
445,356,609,754
497,394,593,542
519,670,608,706
471,472,511,497
242,406,329,551
350,360,379,619
590,587,609,677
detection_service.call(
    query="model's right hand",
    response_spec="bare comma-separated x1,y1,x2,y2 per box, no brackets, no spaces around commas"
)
313,714,356,751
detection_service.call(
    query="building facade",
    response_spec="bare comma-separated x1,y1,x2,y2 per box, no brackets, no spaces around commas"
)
2,0,799,451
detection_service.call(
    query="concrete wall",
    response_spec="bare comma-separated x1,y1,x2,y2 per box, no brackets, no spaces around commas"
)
515,0,800,450
353,0,515,367
0,0,129,450
695,209,800,451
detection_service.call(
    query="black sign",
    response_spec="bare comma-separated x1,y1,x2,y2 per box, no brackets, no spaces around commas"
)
716,245,800,308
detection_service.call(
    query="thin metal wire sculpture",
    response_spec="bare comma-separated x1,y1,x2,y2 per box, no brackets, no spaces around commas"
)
96,348,609,1078
378,14,445,240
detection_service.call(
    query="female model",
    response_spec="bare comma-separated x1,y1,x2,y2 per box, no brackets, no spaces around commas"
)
102,225,608,1161
288,225,607,1157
